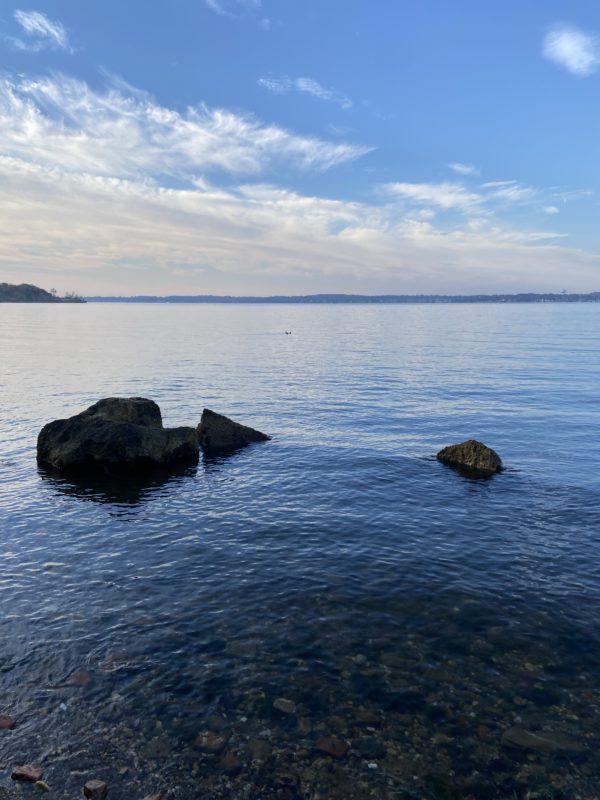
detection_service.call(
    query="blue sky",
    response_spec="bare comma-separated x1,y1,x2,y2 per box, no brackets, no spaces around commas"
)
1,1,600,294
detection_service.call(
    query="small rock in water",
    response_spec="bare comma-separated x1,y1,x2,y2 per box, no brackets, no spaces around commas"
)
219,751,242,776
354,708,382,726
12,765,44,782
314,735,349,759
246,738,271,760
0,714,15,729
355,737,387,760
501,727,585,754
142,794,165,800
195,730,229,754
83,780,108,800
196,408,270,456
273,697,296,715
66,671,93,687
35,781,50,792
437,439,502,476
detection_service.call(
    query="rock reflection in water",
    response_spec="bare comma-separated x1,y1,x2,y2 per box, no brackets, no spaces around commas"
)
37,464,197,506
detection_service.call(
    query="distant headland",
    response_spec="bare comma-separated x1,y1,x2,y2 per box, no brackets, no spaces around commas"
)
0,283,85,303
86,292,600,304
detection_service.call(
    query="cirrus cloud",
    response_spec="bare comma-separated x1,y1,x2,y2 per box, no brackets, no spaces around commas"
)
0,73,371,179
10,9,73,53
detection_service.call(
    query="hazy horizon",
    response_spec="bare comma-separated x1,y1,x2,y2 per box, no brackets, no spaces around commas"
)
2,2,600,295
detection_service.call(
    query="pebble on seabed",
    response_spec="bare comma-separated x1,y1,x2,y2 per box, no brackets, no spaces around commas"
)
11,764,44,782
83,779,108,800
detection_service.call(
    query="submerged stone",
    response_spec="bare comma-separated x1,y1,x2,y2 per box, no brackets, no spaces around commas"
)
501,727,585,753
437,439,502,476
11,765,43,782
37,397,199,474
83,779,108,800
197,408,270,455
273,697,297,715
314,735,349,759
195,730,229,754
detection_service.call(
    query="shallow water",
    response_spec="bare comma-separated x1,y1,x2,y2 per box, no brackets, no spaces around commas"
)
1,303,600,799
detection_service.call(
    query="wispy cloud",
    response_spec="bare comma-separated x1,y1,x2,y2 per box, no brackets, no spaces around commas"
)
0,73,371,179
485,180,535,202
384,181,482,210
11,9,72,53
543,24,600,77
206,0,261,17
1,69,597,295
448,162,480,177
258,75,352,109
3,154,593,296
384,179,580,217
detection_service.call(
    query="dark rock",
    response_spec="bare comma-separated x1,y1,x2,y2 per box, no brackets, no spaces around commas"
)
197,409,270,455
354,737,387,760
246,738,271,760
219,751,242,776
80,398,163,428
11,765,43,782
437,439,502,476
0,714,15,729
83,780,108,800
424,774,463,800
354,708,382,727
37,398,199,473
501,727,585,754
314,735,349,759
195,730,229,753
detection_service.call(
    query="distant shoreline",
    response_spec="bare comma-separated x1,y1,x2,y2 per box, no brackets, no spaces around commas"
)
84,292,600,304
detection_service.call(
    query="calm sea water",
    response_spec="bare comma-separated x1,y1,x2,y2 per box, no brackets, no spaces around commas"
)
1,303,600,799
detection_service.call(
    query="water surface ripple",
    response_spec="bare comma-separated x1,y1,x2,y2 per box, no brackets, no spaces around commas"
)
1,303,600,798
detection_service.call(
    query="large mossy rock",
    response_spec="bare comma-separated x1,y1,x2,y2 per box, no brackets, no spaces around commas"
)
37,397,199,474
436,439,502,476
197,408,270,456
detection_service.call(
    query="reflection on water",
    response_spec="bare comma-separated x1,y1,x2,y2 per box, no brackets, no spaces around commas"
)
37,464,199,506
1,303,600,798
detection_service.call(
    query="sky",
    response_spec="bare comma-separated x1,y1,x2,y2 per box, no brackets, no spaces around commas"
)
1,1,600,295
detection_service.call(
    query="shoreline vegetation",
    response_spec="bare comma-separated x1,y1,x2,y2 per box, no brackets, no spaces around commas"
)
0,283,85,303
87,291,600,304
3,282,600,304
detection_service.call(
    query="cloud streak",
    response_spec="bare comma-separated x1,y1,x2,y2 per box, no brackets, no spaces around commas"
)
448,162,480,176
384,181,482,210
11,9,73,53
543,24,600,77
0,73,370,179
258,75,352,109
206,0,261,17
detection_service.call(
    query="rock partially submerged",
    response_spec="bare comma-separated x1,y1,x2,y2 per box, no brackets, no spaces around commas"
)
437,439,502,476
37,398,199,474
197,408,270,456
